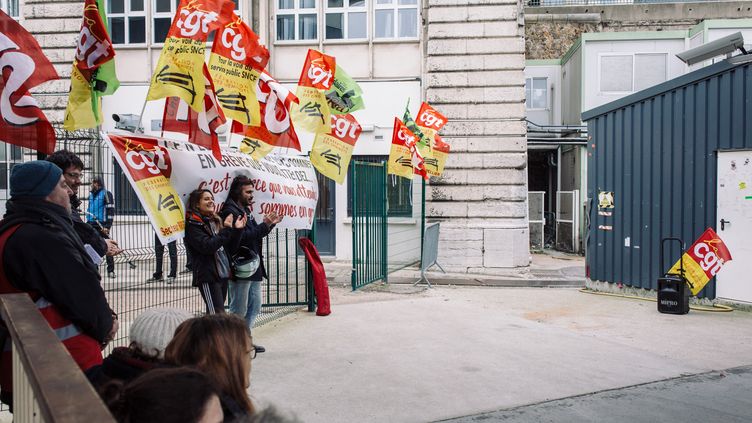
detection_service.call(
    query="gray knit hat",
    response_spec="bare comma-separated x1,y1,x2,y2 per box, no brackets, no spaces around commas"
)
129,308,193,359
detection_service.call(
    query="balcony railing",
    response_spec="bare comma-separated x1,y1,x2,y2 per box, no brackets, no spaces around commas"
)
0,294,115,422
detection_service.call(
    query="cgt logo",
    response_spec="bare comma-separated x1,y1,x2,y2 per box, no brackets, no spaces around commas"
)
122,143,172,180
176,8,219,38
692,242,724,276
397,127,417,147
307,58,333,89
75,27,112,69
416,103,447,130
330,114,361,143
220,26,245,62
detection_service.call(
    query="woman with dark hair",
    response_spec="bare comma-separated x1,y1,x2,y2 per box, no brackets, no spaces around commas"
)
164,313,255,421
184,189,246,314
101,367,223,423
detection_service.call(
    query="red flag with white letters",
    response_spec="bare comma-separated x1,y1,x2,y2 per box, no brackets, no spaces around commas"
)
0,10,59,154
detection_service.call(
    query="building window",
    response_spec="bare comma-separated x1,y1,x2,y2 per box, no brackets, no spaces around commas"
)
374,0,418,39
325,0,367,40
525,77,547,110
0,0,19,18
108,0,147,45
347,156,413,217
152,0,179,44
276,0,318,41
599,53,668,94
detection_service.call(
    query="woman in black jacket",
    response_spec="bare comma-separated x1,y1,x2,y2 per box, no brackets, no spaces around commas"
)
184,189,245,314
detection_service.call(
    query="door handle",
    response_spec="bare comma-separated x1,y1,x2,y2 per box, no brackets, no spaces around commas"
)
720,219,731,230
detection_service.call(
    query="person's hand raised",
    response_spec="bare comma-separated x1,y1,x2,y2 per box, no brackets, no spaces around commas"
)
223,214,234,228
234,214,248,229
263,211,283,225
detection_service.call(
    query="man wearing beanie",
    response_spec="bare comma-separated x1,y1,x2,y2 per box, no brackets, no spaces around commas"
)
0,160,118,409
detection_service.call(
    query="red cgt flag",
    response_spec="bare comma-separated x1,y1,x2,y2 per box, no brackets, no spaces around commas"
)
231,70,300,152
162,65,226,159
0,10,59,154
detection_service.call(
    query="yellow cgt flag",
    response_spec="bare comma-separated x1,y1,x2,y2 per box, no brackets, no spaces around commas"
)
311,114,361,184
291,86,331,134
387,118,418,180
238,135,275,160
65,67,99,130
146,0,236,112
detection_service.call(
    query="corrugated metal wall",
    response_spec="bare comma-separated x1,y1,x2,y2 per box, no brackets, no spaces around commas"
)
585,60,752,299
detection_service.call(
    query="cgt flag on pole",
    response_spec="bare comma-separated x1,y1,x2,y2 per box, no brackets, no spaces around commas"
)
291,49,335,134
232,70,300,160
668,228,733,296
415,102,449,177
147,0,235,112
162,66,226,159
388,117,423,180
310,114,361,184
208,13,269,126
64,0,118,130
402,102,429,180
0,10,59,154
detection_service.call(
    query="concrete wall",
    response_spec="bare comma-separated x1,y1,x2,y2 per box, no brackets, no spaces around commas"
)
425,0,529,272
525,1,752,60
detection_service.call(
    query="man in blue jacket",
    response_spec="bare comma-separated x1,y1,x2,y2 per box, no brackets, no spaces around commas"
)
88,176,116,278
219,175,282,353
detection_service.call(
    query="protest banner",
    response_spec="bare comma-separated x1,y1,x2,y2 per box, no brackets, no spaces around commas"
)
106,134,318,244
146,0,235,112
387,118,422,180
310,114,361,184
667,228,733,296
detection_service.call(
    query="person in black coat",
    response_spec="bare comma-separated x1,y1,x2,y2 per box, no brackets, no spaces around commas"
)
219,175,282,353
0,161,117,406
183,189,245,314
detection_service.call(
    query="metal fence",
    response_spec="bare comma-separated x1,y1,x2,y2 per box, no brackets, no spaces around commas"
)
0,128,311,349
350,161,388,290
526,0,724,5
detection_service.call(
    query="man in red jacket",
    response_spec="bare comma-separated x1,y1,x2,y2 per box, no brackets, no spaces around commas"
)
0,161,118,409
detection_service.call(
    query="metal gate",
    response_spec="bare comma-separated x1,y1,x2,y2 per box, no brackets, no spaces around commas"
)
556,190,580,253
350,160,388,290
528,191,545,251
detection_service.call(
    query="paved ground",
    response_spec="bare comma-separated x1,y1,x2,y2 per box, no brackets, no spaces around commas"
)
250,284,752,423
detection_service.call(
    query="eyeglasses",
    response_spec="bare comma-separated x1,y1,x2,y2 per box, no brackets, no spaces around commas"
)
65,172,83,180
249,347,257,360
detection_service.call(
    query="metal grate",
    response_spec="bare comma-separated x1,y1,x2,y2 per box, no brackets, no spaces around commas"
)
0,128,310,353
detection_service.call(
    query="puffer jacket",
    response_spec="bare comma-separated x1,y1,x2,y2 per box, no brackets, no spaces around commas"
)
183,212,241,287
219,198,274,281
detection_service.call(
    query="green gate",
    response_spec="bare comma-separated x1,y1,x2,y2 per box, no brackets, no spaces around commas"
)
350,161,388,290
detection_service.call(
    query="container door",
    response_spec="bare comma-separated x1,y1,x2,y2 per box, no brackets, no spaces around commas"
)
716,150,752,303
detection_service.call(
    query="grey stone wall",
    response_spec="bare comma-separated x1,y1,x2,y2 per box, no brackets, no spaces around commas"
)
525,1,752,59
24,0,84,123
425,0,530,272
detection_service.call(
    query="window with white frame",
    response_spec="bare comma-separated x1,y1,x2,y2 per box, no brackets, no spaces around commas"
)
374,0,418,39
152,0,180,44
108,0,147,44
599,53,668,94
0,0,19,18
276,0,318,41
525,77,547,110
325,0,367,40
